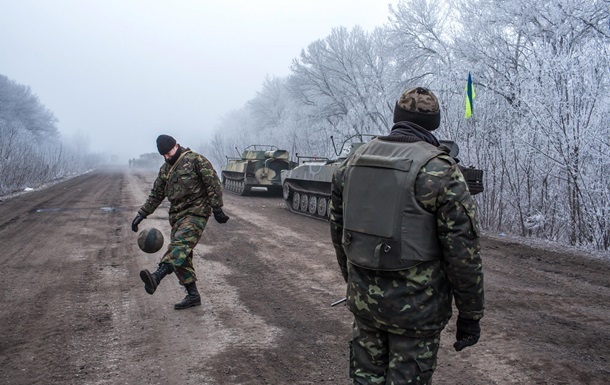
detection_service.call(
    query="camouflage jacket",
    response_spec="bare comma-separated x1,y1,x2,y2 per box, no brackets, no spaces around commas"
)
139,147,224,225
330,139,484,336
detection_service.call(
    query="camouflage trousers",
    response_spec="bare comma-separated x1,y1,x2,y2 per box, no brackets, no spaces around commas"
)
159,215,207,285
351,317,440,385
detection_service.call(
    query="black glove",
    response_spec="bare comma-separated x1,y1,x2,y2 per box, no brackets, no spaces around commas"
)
213,208,229,224
453,316,480,351
131,213,146,232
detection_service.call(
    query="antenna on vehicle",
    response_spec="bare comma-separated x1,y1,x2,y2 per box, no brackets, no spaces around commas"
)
234,147,241,157
332,133,379,157
330,136,340,156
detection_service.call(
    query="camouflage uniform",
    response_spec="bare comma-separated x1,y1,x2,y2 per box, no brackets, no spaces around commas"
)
330,137,484,384
138,146,223,284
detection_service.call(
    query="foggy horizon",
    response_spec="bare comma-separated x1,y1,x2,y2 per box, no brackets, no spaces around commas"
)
0,0,395,163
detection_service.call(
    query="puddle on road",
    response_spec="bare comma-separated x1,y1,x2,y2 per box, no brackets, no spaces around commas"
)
34,207,63,213
33,206,128,213
100,207,119,212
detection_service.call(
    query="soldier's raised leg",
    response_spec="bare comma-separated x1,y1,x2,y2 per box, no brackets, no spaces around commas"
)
163,215,206,309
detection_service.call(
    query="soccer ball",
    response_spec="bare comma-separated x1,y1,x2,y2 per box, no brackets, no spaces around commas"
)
137,228,164,254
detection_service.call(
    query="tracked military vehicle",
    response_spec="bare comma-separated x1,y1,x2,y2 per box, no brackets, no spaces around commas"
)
281,135,375,220
221,145,297,196
281,135,484,220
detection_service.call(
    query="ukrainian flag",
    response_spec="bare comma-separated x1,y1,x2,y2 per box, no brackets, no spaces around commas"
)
465,72,475,118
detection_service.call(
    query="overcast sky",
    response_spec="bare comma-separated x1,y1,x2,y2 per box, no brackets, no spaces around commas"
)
1,0,395,162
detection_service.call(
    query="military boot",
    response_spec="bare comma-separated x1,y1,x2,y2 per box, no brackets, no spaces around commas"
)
174,282,201,310
140,263,172,295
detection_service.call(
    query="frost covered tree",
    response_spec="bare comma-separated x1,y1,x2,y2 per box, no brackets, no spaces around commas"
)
449,0,610,248
0,74,98,195
206,0,610,250
289,26,397,140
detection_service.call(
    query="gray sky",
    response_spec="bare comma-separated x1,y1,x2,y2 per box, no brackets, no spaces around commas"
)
0,0,395,162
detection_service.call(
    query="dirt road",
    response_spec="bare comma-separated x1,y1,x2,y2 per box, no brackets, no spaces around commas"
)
0,167,608,385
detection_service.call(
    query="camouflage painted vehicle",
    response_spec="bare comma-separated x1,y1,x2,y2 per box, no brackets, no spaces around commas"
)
221,145,297,196
281,135,484,220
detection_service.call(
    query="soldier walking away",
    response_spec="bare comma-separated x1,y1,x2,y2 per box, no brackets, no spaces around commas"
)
329,87,484,384
131,134,230,310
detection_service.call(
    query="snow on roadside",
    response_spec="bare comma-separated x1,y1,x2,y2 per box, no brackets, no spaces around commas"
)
482,230,610,261
0,170,92,202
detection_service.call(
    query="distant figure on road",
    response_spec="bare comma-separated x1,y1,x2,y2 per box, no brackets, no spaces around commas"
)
329,87,484,384
131,134,230,310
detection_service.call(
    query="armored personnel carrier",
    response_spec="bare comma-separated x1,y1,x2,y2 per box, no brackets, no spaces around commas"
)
221,145,297,196
281,135,484,220
280,135,374,220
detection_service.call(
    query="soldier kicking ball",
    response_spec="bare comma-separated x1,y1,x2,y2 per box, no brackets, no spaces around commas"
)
132,134,229,310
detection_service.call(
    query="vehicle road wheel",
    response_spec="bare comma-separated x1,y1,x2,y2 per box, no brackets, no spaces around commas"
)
317,197,327,217
292,192,301,210
308,196,317,214
282,183,290,200
300,194,308,212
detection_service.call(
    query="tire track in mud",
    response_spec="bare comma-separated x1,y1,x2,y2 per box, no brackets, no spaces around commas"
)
199,192,351,384
0,168,133,385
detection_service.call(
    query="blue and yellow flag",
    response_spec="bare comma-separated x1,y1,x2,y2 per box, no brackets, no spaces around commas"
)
465,72,475,118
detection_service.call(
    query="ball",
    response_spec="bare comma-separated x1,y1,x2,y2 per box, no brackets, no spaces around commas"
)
137,228,164,254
